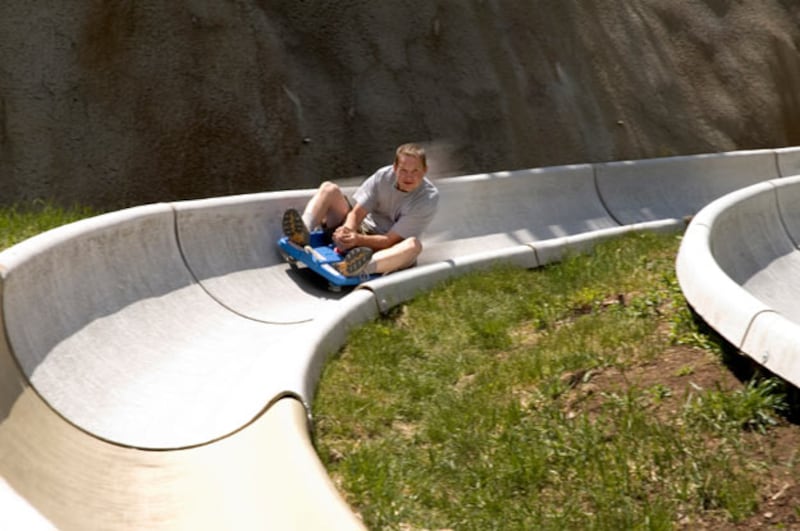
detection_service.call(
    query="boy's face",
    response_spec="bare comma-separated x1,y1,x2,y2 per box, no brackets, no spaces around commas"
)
394,154,426,193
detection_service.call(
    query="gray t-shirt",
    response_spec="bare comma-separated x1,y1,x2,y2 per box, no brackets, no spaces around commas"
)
352,165,439,239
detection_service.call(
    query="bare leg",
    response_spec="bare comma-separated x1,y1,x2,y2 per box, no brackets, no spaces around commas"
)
302,181,351,230
370,237,423,274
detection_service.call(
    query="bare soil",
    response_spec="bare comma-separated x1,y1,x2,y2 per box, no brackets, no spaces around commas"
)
565,341,800,529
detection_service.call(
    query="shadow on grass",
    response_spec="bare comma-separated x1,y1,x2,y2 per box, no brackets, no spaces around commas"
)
687,306,800,425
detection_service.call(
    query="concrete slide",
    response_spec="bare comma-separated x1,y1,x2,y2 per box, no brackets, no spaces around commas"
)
0,147,795,529
677,148,800,389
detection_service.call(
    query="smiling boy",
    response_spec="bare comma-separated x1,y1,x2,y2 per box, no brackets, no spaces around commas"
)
282,143,439,277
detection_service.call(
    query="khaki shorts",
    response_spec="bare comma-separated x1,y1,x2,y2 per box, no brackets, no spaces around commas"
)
342,196,377,235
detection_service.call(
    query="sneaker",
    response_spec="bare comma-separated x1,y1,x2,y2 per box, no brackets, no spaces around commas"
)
335,247,373,277
282,208,309,246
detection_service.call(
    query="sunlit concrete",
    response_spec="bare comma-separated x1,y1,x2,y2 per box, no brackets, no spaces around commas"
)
1,147,798,529
677,174,800,389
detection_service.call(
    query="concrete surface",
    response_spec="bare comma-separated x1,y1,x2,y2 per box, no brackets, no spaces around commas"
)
677,173,800,389
2,146,800,528
422,164,618,264
4,2,800,207
595,149,780,225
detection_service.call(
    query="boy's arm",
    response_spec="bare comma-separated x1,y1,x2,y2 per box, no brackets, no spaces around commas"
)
343,204,368,232
336,204,402,251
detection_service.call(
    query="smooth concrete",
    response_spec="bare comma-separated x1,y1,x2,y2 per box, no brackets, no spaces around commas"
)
0,204,324,449
174,190,355,324
1,147,796,528
0,392,364,530
776,146,800,178
421,164,619,264
676,184,780,348
595,149,779,225
677,174,800,389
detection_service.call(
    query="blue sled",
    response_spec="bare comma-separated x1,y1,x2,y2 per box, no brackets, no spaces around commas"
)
277,230,378,290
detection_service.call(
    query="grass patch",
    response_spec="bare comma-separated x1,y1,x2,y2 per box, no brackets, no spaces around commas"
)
0,200,97,251
313,232,792,529
2,206,792,527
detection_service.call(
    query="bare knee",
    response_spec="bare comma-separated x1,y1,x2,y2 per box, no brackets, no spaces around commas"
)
309,181,349,227
318,181,342,197
372,237,423,274
403,236,423,259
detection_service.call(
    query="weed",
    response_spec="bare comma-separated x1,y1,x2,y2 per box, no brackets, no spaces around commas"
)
314,232,791,529
0,200,97,251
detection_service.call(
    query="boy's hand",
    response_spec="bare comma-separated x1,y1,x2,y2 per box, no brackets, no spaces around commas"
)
333,226,358,251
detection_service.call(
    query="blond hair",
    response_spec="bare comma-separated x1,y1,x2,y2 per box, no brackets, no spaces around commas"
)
395,143,427,170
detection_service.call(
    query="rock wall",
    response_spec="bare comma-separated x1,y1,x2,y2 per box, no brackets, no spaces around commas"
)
1,1,799,208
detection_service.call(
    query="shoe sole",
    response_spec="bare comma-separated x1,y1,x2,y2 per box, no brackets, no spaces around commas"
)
282,208,309,246
336,247,373,277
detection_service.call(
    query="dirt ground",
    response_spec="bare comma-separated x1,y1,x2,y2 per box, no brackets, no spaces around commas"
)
567,341,800,529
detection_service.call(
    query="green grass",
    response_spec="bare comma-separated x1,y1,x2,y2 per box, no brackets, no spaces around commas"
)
313,232,789,530
1,206,789,528
0,200,97,251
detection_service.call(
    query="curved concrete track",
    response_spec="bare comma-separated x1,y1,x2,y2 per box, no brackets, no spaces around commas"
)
677,169,800,389
1,147,797,529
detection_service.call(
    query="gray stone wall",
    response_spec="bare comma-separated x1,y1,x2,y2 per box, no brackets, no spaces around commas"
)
1,1,799,207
